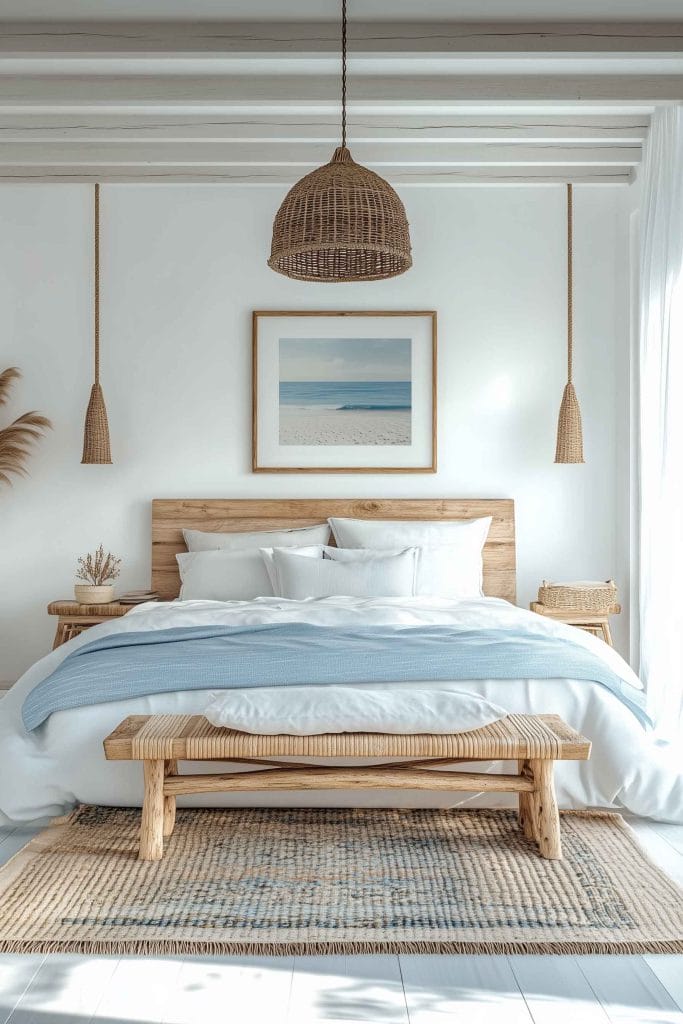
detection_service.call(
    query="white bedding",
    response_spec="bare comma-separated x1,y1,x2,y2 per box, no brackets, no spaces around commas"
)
2,596,682,823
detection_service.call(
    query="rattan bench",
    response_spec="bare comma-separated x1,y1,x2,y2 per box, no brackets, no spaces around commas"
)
104,713,591,862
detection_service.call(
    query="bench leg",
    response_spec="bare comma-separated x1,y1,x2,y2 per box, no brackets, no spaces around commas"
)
529,758,562,860
140,759,165,861
517,759,537,841
163,759,177,838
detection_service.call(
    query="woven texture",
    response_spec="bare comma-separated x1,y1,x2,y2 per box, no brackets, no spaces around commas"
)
81,383,111,464
539,580,618,613
48,600,128,617
268,147,412,282
115,713,585,762
81,184,112,464
555,183,585,464
0,806,681,956
555,381,584,464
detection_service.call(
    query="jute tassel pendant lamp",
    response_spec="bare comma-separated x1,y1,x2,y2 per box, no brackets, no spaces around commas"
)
555,183,584,463
268,0,411,282
82,183,112,464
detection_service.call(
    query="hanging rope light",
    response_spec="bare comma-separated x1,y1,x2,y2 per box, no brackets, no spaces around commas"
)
82,183,112,464
555,183,584,464
268,0,412,282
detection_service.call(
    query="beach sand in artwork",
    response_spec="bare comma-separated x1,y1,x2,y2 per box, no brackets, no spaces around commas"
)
280,406,411,445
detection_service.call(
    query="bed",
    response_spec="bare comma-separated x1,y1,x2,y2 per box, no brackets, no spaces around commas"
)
1,498,682,824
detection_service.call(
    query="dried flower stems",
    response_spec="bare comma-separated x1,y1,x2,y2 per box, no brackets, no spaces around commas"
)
76,544,121,586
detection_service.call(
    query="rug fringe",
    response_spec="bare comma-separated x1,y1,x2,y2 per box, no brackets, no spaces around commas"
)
1,938,682,957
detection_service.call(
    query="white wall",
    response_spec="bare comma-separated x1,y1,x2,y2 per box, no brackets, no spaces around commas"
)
0,183,631,680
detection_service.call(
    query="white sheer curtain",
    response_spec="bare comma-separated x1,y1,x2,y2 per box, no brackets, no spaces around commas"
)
639,105,683,737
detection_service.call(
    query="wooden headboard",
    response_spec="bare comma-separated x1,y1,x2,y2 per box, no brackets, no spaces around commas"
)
151,498,516,603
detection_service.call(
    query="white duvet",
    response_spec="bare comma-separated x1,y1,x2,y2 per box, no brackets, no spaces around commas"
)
1,596,682,823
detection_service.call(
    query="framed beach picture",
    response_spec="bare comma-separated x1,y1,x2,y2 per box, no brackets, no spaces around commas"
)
252,311,436,473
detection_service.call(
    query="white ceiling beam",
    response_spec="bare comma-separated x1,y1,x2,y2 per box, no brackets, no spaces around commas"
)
0,19,655,185
0,20,681,56
0,141,640,167
0,74,679,106
0,166,632,185
0,112,649,143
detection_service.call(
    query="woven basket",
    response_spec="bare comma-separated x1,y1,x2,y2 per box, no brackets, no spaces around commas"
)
268,146,412,282
538,580,617,614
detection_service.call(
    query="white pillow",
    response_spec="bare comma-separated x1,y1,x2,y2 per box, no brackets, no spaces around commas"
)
204,685,508,736
177,548,275,601
327,517,492,599
270,547,418,600
183,523,331,552
322,545,404,562
260,545,323,593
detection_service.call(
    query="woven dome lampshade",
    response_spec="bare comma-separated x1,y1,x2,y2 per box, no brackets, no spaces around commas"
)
82,183,112,464
268,1,411,283
555,183,584,464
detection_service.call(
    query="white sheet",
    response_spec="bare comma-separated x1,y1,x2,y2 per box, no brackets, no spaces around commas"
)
1,596,681,823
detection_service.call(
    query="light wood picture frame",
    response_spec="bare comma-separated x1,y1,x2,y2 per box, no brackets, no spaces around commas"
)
252,311,437,473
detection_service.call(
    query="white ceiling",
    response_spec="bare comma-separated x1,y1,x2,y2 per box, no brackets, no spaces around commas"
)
0,8,679,184
0,0,681,20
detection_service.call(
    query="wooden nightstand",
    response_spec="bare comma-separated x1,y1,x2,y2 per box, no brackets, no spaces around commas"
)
48,600,132,649
530,601,621,646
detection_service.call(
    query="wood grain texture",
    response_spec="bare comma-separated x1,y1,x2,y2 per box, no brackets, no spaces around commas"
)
162,768,536,795
140,759,164,861
1,21,681,56
517,758,536,842
163,759,177,838
531,757,562,860
151,496,516,601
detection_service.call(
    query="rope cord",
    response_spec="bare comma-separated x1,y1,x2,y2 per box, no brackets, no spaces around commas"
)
567,182,573,383
341,0,347,149
94,182,100,386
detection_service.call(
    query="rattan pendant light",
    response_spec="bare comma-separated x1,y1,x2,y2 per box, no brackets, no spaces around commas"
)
81,183,112,464
554,183,584,464
268,0,411,282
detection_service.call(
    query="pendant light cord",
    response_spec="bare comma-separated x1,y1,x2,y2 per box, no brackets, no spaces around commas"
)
567,182,573,384
94,182,101,387
341,0,347,148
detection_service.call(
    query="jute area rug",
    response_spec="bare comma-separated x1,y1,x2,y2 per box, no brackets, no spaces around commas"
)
0,806,681,956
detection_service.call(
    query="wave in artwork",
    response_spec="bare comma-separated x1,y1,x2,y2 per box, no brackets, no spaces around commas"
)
279,340,413,447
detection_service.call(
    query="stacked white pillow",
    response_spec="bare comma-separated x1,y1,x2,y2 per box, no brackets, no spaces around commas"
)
175,517,492,602
177,523,330,601
327,516,492,600
261,545,326,593
183,523,330,552
177,548,274,601
267,546,419,600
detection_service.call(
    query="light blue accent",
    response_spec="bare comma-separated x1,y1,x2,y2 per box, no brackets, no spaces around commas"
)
22,623,649,731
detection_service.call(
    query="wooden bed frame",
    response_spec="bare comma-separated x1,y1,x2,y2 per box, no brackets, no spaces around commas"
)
151,498,516,603
136,499,530,861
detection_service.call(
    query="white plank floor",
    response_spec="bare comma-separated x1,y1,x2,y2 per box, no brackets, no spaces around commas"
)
0,817,681,1024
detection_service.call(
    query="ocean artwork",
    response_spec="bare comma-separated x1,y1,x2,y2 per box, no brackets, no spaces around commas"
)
279,337,412,445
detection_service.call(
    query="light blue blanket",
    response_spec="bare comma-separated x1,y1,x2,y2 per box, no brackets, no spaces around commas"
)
22,623,648,731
